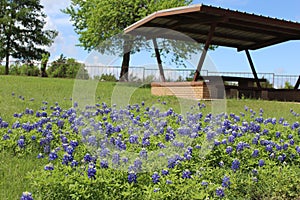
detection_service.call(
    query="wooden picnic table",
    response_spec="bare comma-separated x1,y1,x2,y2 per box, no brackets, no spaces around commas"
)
198,75,267,88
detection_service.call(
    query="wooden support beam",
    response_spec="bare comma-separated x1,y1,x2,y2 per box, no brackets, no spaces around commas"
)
152,38,166,82
245,49,261,89
193,23,216,81
294,75,300,90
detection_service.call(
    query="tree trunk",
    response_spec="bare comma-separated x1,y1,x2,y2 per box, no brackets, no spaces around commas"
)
5,51,9,75
119,40,132,81
41,62,48,77
120,51,130,81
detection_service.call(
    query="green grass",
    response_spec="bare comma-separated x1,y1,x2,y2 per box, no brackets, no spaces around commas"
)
1,75,300,199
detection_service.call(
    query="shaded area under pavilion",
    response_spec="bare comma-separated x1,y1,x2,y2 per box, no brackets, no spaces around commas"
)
124,4,300,101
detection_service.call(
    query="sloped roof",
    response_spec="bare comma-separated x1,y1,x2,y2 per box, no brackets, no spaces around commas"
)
124,4,300,51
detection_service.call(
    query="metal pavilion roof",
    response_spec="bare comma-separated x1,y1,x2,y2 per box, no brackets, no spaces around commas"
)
124,4,300,51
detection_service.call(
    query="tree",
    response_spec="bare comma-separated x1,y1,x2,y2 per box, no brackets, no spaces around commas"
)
47,54,89,79
63,0,192,81
0,0,57,75
41,53,49,77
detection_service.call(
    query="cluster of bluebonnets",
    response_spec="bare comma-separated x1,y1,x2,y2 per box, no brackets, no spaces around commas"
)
1,94,300,199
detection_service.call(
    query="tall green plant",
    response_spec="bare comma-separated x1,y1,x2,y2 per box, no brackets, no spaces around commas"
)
0,0,57,75
63,0,192,80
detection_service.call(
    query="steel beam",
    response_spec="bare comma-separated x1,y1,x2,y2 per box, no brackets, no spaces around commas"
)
245,49,261,89
193,23,216,81
152,38,166,82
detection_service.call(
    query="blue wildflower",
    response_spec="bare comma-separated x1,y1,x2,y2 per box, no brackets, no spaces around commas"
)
222,176,231,188
258,159,265,167
71,160,78,167
100,160,109,168
18,138,25,148
226,146,233,154
162,169,169,176
252,149,259,157
128,171,137,183
87,164,96,179
44,163,54,171
20,191,34,200
231,159,240,172
152,172,160,184
216,187,225,198
182,169,192,179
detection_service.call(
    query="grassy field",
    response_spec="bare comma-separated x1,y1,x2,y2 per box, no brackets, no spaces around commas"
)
1,75,300,199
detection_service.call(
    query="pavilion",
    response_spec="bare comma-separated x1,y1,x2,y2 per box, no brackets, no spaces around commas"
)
124,4,300,101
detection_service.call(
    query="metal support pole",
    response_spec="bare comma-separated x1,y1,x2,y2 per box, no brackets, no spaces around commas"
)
193,23,216,81
245,49,261,89
294,75,300,90
152,38,166,82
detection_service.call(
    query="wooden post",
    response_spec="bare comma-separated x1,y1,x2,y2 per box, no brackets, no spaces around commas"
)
152,38,166,82
245,49,261,89
193,23,216,81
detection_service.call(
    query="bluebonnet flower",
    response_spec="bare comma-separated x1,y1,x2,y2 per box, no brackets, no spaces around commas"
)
226,146,233,154
228,135,235,143
100,160,109,168
84,153,92,162
37,153,44,159
142,138,150,146
221,139,227,145
258,159,265,167
161,169,169,176
87,164,96,179
49,150,58,161
275,131,281,138
265,145,273,152
66,145,74,155
128,171,137,183
112,152,120,166
152,172,160,184
62,153,73,165
201,181,208,186
182,169,192,179
216,187,225,198
290,139,295,145
252,149,259,157
2,134,10,140
166,179,172,184
283,143,289,150
70,140,78,148
296,146,300,153
71,160,78,167
154,188,160,193
219,161,224,167
231,159,240,172
20,191,34,200
17,138,25,148
252,168,258,175
139,148,147,159
134,158,142,172
44,163,54,171
278,154,286,162
222,176,231,188
43,145,50,154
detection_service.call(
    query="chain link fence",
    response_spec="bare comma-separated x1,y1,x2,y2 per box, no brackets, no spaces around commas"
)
1,61,299,89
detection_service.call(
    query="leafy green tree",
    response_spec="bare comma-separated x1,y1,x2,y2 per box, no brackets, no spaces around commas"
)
63,0,192,80
284,81,293,89
0,0,57,75
47,54,89,79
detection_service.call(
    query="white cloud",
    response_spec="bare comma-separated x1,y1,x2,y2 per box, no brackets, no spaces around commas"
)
40,0,88,61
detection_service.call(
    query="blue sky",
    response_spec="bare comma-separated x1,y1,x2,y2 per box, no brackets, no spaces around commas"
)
41,0,300,75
